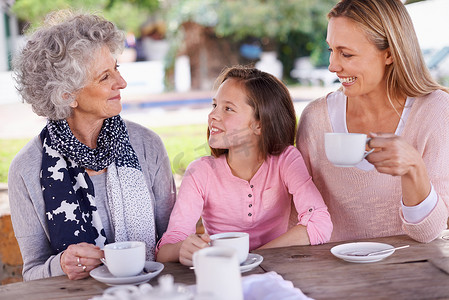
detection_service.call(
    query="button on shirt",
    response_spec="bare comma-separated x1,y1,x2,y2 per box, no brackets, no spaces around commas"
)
157,146,332,251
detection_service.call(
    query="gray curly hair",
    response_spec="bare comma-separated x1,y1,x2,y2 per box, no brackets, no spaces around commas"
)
13,10,125,120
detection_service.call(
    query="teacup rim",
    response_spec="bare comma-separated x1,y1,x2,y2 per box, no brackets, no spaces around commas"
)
104,241,145,250
210,232,249,240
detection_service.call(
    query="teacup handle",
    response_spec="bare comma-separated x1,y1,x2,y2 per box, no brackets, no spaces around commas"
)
100,257,107,266
364,138,375,158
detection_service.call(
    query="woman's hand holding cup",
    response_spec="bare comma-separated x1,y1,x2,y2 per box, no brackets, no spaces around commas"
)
365,132,425,176
60,242,103,280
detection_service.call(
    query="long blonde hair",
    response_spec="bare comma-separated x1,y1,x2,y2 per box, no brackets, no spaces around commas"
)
328,0,448,103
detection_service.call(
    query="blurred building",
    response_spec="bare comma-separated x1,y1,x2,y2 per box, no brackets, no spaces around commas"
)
406,0,449,50
0,1,20,72
407,0,449,85
140,19,169,62
0,1,22,105
178,21,240,90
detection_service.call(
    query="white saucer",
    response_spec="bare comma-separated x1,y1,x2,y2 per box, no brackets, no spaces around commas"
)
90,261,164,286
240,253,263,273
331,242,395,263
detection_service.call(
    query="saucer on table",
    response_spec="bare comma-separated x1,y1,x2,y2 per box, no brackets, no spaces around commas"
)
240,253,263,273
330,242,395,263
90,261,164,286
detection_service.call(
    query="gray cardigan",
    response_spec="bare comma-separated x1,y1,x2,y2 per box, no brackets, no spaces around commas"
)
8,120,176,281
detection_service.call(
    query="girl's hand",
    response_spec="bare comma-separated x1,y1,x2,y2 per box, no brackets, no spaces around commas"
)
60,242,103,280
366,133,424,176
179,233,211,266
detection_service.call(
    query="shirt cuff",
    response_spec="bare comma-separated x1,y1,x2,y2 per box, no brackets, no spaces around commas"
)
401,184,438,224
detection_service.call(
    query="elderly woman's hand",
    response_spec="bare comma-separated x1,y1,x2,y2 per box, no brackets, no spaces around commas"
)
179,234,211,266
366,132,424,176
60,242,103,280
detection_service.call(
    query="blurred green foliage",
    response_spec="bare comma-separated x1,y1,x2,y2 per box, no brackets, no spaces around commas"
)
11,0,338,80
153,124,210,175
163,0,338,79
12,0,159,36
164,0,335,41
0,138,29,183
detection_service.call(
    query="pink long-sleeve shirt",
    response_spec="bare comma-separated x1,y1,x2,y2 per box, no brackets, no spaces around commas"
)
297,90,449,243
157,146,332,251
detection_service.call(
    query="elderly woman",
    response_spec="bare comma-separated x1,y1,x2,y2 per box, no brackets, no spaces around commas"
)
297,0,449,244
8,10,175,281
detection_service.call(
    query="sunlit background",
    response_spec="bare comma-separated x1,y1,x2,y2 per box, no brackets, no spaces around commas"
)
1,0,448,99
0,0,448,183
0,0,448,285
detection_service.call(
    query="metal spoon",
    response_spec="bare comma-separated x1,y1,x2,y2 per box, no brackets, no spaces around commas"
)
240,256,258,266
343,245,410,257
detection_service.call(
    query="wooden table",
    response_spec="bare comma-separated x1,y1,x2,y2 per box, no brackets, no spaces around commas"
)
253,231,449,300
1,231,449,300
0,260,263,299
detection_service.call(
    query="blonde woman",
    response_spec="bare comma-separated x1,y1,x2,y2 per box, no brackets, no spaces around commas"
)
297,0,449,243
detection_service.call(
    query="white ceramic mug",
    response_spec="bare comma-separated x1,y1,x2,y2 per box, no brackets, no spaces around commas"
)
324,133,374,167
101,241,145,277
193,246,243,300
209,232,249,264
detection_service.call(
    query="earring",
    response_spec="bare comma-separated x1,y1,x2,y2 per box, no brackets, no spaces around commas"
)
69,100,78,108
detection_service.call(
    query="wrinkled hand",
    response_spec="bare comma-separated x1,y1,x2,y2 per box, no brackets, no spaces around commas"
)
60,242,103,280
366,132,424,176
179,234,211,266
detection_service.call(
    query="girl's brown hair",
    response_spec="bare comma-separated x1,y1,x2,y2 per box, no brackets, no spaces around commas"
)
208,66,296,158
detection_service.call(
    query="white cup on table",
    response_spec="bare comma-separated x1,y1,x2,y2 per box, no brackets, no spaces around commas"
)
324,133,374,167
209,232,249,264
101,241,145,277
193,246,243,300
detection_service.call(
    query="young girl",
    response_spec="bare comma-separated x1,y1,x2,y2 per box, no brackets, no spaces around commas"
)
156,66,332,266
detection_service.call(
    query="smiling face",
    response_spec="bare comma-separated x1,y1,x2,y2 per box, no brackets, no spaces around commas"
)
71,46,127,122
327,16,393,99
208,78,261,154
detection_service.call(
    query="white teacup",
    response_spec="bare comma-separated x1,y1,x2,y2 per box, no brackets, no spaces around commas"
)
101,241,145,277
324,133,374,167
193,246,243,300
209,232,249,264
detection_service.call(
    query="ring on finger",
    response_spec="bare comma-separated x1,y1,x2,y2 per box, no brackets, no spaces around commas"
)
77,257,82,267
82,265,87,272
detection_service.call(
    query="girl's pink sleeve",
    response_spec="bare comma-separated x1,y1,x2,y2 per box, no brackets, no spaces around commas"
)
283,147,333,244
